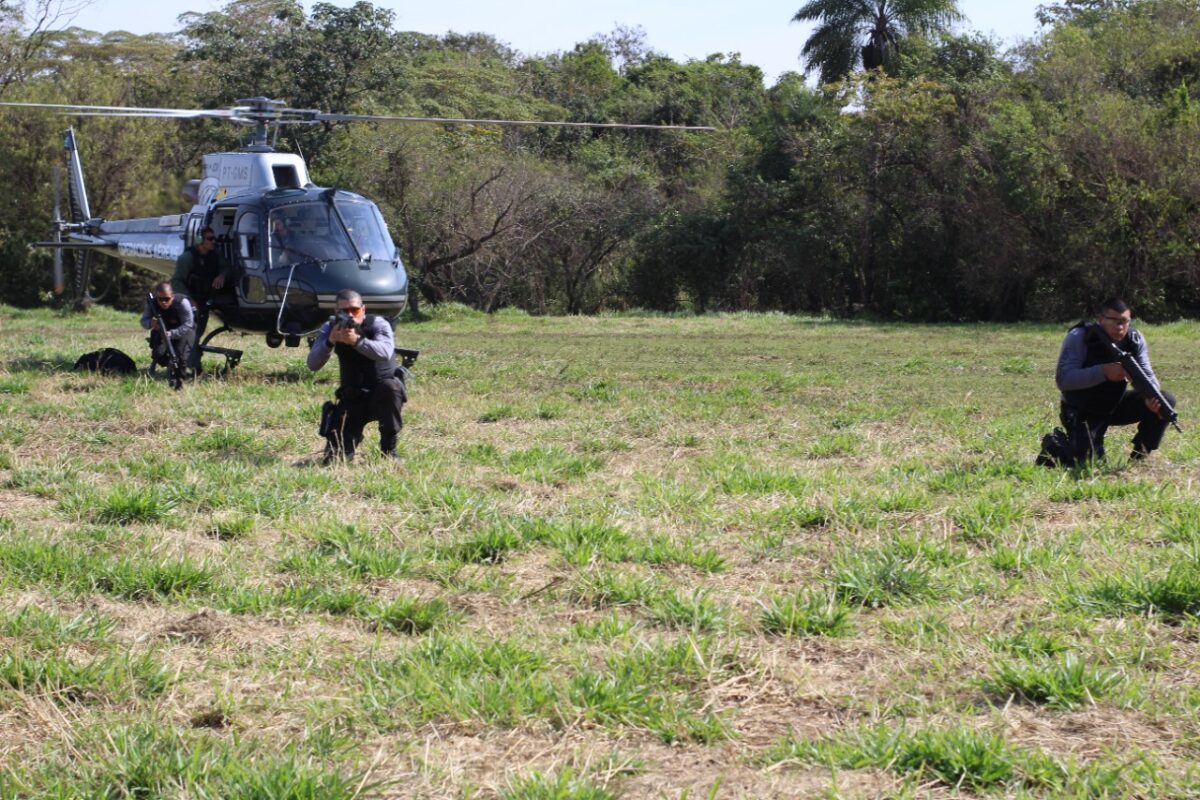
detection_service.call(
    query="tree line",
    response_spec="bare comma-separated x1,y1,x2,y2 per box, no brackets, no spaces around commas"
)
0,0,1197,320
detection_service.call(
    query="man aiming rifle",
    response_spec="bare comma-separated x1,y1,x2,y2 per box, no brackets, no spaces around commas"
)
1039,297,1179,466
307,289,408,463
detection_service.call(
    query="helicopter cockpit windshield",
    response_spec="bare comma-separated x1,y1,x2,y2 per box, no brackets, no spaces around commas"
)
269,203,355,266
334,196,397,263
268,196,397,268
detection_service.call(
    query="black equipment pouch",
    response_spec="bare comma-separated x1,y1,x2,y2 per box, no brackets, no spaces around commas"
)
1036,427,1075,467
318,401,338,438
334,386,373,403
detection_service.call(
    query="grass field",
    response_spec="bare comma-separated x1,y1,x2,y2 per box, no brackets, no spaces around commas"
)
1,303,1199,798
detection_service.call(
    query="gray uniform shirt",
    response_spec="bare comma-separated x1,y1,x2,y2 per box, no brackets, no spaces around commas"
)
140,297,195,340
1055,325,1159,393
307,314,395,372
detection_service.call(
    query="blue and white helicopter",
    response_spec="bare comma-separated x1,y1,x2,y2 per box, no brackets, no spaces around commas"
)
2,97,711,370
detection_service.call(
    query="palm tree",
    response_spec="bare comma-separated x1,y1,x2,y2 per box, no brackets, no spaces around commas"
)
793,0,962,84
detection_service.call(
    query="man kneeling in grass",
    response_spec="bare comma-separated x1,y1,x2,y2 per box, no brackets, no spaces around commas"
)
1040,297,1177,466
307,289,405,464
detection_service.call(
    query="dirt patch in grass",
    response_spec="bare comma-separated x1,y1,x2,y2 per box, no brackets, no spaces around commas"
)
374,728,902,799
159,609,227,644
1004,706,1188,760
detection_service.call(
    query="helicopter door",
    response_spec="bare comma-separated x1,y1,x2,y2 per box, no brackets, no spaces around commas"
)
233,211,267,303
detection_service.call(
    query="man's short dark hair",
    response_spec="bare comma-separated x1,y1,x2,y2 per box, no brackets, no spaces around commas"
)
1099,297,1130,315
336,289,363,305
201,226,214,236
154,281,172,294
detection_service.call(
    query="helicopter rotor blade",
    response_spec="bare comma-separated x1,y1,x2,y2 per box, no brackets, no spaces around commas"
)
67,111,239,120
2,99,717,131
308,111,715,131
0,101,234,118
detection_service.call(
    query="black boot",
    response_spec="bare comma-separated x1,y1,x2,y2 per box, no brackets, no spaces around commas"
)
380,432,398,459
322,443,354,465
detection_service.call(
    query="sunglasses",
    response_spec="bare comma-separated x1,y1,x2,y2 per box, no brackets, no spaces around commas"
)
202,236,216,242
156,295,173,303
341,306,364,314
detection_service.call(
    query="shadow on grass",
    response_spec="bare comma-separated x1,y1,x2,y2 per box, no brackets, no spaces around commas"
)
4,355,81,373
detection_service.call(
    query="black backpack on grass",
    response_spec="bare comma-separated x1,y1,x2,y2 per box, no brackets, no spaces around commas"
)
74,347,138,376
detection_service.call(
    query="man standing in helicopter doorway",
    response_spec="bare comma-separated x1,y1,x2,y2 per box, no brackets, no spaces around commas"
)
171,226,233,370
307,289,406,464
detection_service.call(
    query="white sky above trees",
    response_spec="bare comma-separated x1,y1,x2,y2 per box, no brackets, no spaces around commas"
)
65,0,1048,86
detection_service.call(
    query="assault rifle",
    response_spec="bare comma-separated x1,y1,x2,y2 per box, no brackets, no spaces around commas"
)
1091,325,1181,433
329,312,419,369
148,292,185,391
330,309,361,332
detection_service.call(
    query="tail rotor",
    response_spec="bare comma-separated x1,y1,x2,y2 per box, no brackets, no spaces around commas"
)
51,165,64,296
59,127,95,308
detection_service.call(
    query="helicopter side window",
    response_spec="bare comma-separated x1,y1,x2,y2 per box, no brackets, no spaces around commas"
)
236,212,261,270
269,210,299,267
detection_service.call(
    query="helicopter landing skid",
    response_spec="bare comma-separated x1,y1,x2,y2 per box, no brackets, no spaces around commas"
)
198,325,243,376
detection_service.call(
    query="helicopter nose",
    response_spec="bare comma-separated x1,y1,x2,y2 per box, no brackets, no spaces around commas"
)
309,262,408,316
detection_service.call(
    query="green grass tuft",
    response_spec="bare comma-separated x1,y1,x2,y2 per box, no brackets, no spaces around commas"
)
310,524,413,578
647,589,729,632
478,403,518,422
0,606,115,646
366,596,453,635
87,485,178,525
2,724,373,798
765,724,1063,791
1074,562,1200,619
0,651,170,704
832,549,937,608
442,526,525,564
759,591,853,637
983,654,1126,709
498,767,617,800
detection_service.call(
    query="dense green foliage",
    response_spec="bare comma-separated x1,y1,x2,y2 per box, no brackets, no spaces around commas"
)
0,0,1198,319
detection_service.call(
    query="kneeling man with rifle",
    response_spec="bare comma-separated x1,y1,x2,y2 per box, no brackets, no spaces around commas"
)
140,281,194,388
307,289,405,464
1042,297,1180,465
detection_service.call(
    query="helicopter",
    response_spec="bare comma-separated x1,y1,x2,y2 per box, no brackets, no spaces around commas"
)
1,97,714,372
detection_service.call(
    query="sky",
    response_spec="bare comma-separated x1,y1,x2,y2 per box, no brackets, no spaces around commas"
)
63,0,1050,85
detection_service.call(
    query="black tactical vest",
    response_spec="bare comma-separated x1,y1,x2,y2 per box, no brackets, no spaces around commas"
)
333,314,396,393
1061,321,1140,416
159,297,190,332
184,247,221,296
